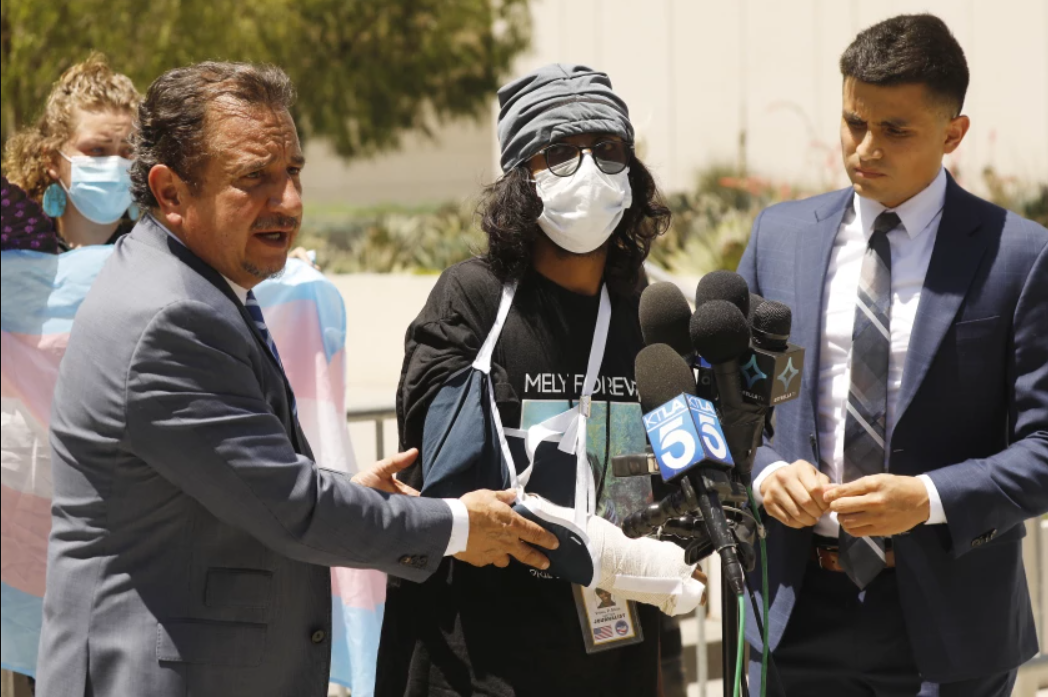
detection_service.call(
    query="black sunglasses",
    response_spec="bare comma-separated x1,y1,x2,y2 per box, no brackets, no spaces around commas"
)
538,140,634,177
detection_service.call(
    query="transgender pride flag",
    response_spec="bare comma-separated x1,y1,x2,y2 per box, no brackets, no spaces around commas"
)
1,247,386,695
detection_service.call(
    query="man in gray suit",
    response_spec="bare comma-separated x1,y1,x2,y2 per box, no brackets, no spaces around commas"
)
37,62,558,697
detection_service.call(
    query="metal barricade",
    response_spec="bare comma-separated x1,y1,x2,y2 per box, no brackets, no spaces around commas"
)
345,404,397,460
1041,518,1048,652
1016,517,1048,697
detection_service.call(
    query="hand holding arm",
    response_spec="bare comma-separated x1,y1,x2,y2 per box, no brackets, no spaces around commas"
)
453,490,559,570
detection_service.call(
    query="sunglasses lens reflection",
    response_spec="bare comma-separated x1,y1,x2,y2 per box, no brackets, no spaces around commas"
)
593,141,630,174
545,144,580,177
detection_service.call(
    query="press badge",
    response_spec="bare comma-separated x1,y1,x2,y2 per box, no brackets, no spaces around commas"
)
573,585,644,653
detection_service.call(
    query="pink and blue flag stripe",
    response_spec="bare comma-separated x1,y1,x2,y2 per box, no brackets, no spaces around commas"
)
1,247,386,695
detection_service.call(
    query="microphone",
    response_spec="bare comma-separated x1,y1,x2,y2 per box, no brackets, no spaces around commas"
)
739,300,806,406
693,355,716,402
621,474,701,539
690,299,766,480
638,282,717,399
610,451,659,478
695,270,750,317
752,299,789,346
639,282,695,359
694,272,752,399
690,300,751,411
748,292,765,323
633,289,698,503
630,343,747,595
635,344,734,484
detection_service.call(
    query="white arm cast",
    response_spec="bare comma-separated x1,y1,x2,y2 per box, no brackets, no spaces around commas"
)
587,515,706,616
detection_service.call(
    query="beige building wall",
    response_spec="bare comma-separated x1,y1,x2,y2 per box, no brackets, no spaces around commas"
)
302,0,1048,207
300,116,496,207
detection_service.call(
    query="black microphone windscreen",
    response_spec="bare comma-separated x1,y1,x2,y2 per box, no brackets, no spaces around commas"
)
695,271,750,318
639,282,693,356
690,300,751,364
753,300,792,338
748,293,765,323
635,343,698,413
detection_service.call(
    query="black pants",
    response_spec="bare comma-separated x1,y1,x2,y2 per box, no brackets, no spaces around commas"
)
749,560,1018,697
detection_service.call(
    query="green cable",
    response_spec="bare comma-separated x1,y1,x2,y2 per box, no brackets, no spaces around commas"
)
733,593,746,697
747,485,771,697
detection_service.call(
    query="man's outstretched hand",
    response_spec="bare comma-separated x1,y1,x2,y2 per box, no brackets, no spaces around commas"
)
454,490,560,571
353,455,560,570
351,449,421,497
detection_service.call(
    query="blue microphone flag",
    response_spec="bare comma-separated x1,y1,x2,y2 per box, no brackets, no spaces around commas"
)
642,394,734,482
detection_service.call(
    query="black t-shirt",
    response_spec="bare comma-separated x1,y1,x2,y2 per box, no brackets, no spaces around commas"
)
377,258,660,697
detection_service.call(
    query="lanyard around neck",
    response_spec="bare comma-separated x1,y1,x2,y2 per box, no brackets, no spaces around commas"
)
475,281,612,525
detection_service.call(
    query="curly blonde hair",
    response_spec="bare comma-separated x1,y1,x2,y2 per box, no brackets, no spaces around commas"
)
2,53,140,201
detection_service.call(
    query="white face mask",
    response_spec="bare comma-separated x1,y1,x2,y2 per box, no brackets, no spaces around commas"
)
61,153,134,225
533,154,632,255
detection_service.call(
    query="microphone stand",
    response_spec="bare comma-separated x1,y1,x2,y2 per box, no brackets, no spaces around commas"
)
635,468,757,697
616,399,768,695
715,406,765,697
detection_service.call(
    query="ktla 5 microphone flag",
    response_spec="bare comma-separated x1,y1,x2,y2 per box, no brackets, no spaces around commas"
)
0,249,384,696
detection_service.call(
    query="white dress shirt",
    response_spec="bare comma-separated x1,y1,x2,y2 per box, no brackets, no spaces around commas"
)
153,216,471,555
754,168,949,536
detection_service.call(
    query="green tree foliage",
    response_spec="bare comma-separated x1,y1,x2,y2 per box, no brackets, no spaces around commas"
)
0,0,530,156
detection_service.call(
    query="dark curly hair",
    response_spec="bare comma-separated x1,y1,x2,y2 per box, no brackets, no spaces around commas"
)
478,155,670,296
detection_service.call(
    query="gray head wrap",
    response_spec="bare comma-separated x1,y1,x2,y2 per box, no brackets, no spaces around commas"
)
496,63,634,173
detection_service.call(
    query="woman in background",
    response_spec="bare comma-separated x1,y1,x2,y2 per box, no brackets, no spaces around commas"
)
2,55,318,267
0,55,139,697
2,53,139,252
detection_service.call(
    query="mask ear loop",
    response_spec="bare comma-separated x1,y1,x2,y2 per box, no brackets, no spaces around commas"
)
54,152,74,195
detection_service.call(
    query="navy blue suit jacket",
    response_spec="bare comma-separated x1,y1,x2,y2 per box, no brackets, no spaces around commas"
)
736,174,1048,682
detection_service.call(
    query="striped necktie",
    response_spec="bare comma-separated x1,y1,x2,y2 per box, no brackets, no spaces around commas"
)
245,290,296,415
838,210,900,589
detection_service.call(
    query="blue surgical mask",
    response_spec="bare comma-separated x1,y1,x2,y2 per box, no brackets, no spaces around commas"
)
60,153,133,225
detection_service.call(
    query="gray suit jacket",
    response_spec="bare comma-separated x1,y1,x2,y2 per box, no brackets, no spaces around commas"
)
37,216,453,697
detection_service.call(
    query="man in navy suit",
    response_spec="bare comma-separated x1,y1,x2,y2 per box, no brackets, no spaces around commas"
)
738,14,1047,696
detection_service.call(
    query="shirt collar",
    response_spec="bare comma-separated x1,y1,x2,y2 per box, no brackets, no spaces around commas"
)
148,214,251,304
222,276,250,305
854,167,947,241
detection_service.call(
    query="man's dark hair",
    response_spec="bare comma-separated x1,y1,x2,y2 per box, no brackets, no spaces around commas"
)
478,157,671,297
840,14,969,115
130,62,297,209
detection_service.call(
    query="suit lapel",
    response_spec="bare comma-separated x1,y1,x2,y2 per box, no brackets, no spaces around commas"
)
797,189,852,417
895,175,990,425
137,217,307,452
163,234,282,367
